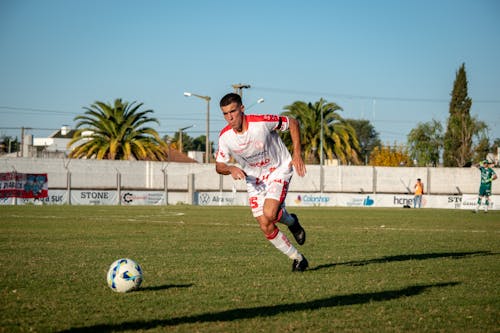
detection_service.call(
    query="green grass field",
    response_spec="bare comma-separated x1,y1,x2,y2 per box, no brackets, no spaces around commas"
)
1,205,499,332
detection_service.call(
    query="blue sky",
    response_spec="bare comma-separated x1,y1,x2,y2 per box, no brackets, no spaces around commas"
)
1,0,499,147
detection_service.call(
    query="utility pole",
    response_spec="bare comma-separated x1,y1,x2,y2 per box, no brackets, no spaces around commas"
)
20,127,25,157
232,83,251,97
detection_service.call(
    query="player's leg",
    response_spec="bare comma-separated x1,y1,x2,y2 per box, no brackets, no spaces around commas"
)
476,186,486,212
249,194,308,271
256,203,300,260
263,171,306,245
484,187,491,212
258,212,309,272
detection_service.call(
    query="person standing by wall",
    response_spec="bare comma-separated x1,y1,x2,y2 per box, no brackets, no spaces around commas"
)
474,160,497,213
414,178,424,208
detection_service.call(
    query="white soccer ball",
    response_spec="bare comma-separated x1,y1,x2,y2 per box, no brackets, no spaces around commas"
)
107,258,143,293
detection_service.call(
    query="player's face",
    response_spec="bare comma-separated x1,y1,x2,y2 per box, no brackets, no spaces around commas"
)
221,102,245,132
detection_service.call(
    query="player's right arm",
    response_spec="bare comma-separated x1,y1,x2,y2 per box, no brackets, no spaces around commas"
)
215,162,246,180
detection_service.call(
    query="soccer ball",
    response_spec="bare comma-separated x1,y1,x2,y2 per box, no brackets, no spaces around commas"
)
107,258,143,293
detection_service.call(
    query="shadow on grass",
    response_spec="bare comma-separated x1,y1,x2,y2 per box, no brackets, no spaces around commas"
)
310,250,495,271
60,282,459,332
138,283,193,292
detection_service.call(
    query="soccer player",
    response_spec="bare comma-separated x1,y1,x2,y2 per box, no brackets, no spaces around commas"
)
474,160,497,213
215,93,309,272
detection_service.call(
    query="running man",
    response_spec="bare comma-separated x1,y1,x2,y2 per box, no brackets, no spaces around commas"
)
215,93,309,271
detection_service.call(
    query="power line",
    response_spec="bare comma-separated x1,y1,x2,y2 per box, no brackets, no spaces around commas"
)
252,86,500,104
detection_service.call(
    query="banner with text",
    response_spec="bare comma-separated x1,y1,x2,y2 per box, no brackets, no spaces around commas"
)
0,172,48,199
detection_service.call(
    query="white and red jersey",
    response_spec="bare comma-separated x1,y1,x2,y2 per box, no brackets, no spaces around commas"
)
216,114,292,179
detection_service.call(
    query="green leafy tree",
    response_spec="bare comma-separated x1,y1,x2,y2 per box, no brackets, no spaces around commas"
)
0,135,19,154
192,135,212,153
369,143,413,167
68,99,167,160
344,119,381,165
407,119,443,166
281,99,360,165
471,119,490,163
443,63,474,167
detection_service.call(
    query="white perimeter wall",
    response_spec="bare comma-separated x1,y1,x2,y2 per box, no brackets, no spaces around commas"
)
1,158,497,196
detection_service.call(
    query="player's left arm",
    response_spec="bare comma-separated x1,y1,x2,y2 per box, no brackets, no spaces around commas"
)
287,117,306,177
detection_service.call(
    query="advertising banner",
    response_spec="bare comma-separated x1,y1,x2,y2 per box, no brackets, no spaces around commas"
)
121,191,165,205
196,191,248,206
15,190,68,205
70,190,117,205
0,172,48,199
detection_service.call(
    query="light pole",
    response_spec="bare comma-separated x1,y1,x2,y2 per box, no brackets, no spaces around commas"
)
178,125,194,153
184,92,211,163
320,107,324,193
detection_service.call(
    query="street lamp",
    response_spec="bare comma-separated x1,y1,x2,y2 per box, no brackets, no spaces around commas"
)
183,92,211,163
320,107,324,193
178,125,194,153
245,98,265,112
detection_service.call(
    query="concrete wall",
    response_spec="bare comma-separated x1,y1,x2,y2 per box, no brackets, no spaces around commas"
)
1,157,497,195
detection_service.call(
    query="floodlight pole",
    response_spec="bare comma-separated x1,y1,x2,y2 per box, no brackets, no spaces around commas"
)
184,92,211,163
320,106,324,193
178,125,194,153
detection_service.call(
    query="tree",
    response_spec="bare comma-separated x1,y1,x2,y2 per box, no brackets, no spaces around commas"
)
369,143,413,167
407,119,443,166
344,119,381,165
0,135,19,154
471,118,491,163
68,99,168,160
443,63,474,167
281,99,361,165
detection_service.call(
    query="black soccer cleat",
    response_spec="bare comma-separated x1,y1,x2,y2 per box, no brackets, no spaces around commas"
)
292,255,309,272
288,214,306,245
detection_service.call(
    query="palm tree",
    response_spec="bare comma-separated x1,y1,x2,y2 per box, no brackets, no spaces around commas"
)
281,99,360,165
68,99,168,160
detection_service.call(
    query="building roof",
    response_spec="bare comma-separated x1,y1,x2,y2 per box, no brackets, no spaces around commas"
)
167,149,199,163
49,128,77,138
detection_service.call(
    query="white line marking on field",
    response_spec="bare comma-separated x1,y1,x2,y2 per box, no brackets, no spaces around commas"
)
353,226,499,234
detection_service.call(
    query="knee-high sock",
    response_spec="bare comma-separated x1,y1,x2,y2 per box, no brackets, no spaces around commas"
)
266,228,302,260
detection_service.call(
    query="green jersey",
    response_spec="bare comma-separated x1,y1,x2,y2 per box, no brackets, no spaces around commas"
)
479,166,496,186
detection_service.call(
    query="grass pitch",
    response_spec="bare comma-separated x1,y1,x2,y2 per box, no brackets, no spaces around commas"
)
0,205,499,332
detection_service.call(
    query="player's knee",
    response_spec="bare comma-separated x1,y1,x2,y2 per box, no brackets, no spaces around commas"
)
262,207,279,223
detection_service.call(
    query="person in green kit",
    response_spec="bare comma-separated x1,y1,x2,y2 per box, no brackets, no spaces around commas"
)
474,160,497,213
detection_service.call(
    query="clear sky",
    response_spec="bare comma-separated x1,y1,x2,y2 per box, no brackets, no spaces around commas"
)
1,0,499,148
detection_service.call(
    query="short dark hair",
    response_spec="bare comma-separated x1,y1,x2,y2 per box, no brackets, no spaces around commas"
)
220,93,242,107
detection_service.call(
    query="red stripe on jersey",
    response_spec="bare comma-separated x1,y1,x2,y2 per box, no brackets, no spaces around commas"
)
219,124,232,137
246,114,287,124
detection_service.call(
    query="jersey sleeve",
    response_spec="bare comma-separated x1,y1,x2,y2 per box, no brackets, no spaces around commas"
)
215,134,231,163
260,114,289,132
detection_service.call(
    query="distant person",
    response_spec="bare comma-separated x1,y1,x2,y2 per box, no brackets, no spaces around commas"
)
474,160,497,213
215,93,309,272
413,178,424,208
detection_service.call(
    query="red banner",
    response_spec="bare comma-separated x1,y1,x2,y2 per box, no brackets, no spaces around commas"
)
0,172,48,199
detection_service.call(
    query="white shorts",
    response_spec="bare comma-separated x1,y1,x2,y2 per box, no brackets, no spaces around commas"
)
246,166,293,217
